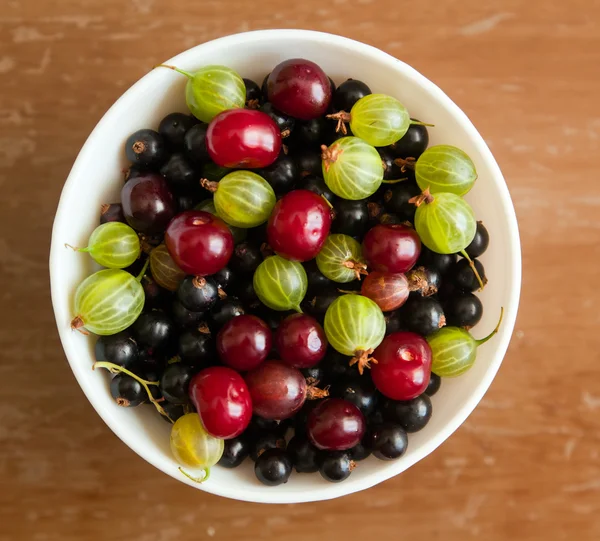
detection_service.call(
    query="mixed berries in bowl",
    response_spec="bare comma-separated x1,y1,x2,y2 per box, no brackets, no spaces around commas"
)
50,30,520,503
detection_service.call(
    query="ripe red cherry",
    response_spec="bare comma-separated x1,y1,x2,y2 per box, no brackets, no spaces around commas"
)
275,313,327,368
362,224,421,273
361,271,410,312
371,332,432,401
307,398,366,451
189,366,252,439
206,109,282,169
121,173,176,234
165,210,233,276
217,315,272,371
267,189,332,261
267,59,332,120
245,360,307,420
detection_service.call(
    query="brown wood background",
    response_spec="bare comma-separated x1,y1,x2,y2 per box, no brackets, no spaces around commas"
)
1,0,599,539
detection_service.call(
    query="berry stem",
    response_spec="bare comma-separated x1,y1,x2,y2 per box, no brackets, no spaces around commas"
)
349,349,378,375
408,187,434,207
382,177,409,184
199,178,219,193
135,258,150,282
178,467,210,483
410,120,435,127
155,64,195,79
459,250,486,290
342,259,368,280
64,243,90,253
476,307,504,347
394,156,416,172
406,266,438,296
321,144,343,173
325,111,351,134
93,361,173,421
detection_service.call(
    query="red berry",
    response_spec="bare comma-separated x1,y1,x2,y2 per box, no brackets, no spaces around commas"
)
371,332,432,401
189,366,252,439
165,210,234,276
307,398,365,451
206,109,282,169
362,224,421,273
121,173,176,234
217,315,272,371
267,189,332,261
361,271,410,312
245,360,307,420
275,313,327,368
267,59,332,120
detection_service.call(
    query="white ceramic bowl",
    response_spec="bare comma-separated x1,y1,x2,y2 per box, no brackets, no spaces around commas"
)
50,29,521,503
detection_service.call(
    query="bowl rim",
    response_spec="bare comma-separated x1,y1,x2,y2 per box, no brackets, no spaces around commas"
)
49,28,521,503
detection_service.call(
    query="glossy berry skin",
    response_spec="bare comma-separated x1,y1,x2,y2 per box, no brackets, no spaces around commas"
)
235,280,259,307
121,173,176,234
379,147,403,180
125,129,167,168
361,271,410,312
165,211,234,276
417,246,456,276
349,441,371,462
384,311,405,335
390,122,430,159
229,242,262,275
206,109,282,169
333,78,372,111
254,449,293,486
331,199,369,238
133,310,175,352
160,153,197,192
366,423,408,460
307,398,366,451
250,432,286,462
209,297,245,330
267,59,332,120
159,363,194,404
267,189,332,261
213,266,234,292
178,327,215,366
218,435,250,468
289,117,328,147
183,123,210,164
100,203,125,225
172,299,206,328
217,315,272,371
259,102,295,136
259,154,299,194
95,331,138,368
371,332,432,401
275,313,327,368
319,451,355,482
158,113,197,149
287,436,320,473
426,372,441,396
400,296,446,336
464,221,489,259
444,292,483,327
189,366,252,439
383,181,420,222
363,224,421,273
382,394,432,433
301,174,337,205
243,78,262,105
329,378,379,417
177,275,219,312
451,258,487,292
110,374,145,407
245,360,307,420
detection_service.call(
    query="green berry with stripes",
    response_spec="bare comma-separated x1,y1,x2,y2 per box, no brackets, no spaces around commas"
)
316,234,367,283
157,64,245,123
349,94,411,147
415,145,477,196
324,294,386,357
69,222,140,269
253,255,307,312
195,199,247,244
321,137,383,200
414,191,476,254
211,171,276,228
150,244,185,292
428,309,503,377
70,268,146,335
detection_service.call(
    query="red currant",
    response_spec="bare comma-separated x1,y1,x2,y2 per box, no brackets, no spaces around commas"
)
189,366,252,439
275,313,327,368
307,398,365,451
165,210,234,276
362,224,421,273
206,109,281,169
267,189,332,261
217,315,272,371
267,59,332,120
371,332,432,401
245,360,307,420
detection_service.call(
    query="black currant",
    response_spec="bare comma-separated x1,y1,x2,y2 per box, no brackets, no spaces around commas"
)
378,212,403,225
243,78,262,107
229,242,262,274
329,378,379,416
234,280,259,307
384,311,405,335
426,373,441,396
464,221,490,259
417,246,456,276
125,129,167,168
383,180,420,221
300,174,337,205
110,373,146,407
219,435,251,468
289,117,328,148
451,259,487,292
318,451,355,482
160,402,186,423
100,203,125,225
399,296,446,336
158,112,197,149
178,326,215,366
300,364,326,385
212,266,235,292
348,441,371,462
177,276,219,312
304,288,343,320
323,350,356,382
261,73,270,101
260,102,295,137
209,297,245,331
389,121,429,159
95,331,139,368
381,394,432,432
333,78,372,111
171,299,206,329
331,199,369,237
183,123,209,165
304,259,333,294
379,147,404,180
287,436,319,473
406,266,442,297
254,448,292,486
132,310,175,352
176,193,198,212
293,148,322,177
259,154,299,194
366,424,408,460
159,362,195,404
250,432,286,462
141,275,171,310
160,153,197,192
444,292,483,327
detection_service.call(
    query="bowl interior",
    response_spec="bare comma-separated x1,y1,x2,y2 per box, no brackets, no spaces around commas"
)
50,30,520,503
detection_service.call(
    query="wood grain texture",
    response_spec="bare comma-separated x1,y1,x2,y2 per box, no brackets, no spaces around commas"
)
1,0,599,539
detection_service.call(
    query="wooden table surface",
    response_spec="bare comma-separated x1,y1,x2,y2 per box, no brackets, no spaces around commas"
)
2,0,599,539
